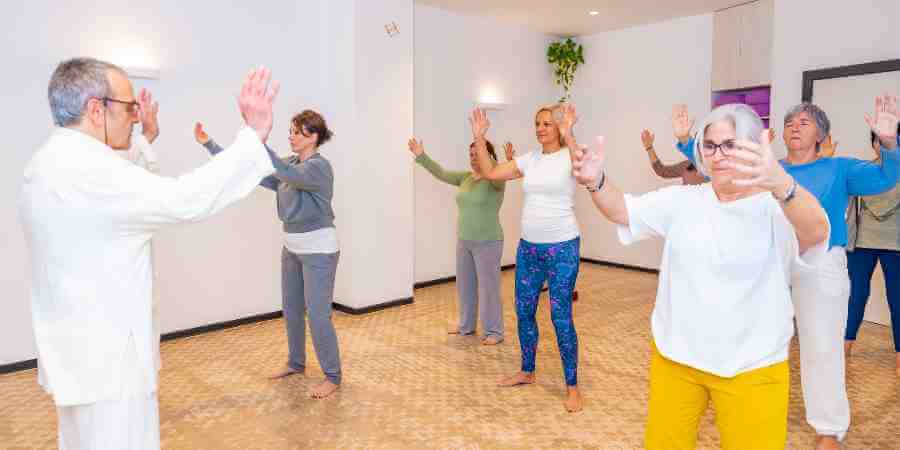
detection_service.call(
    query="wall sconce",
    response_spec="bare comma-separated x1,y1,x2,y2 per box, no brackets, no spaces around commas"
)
475,102,507,111
122,66,161,80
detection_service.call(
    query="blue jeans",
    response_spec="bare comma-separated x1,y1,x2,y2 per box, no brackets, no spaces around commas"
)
846,248,900,352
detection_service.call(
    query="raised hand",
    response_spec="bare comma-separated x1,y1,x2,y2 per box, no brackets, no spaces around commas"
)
641,129,655,150
864,92,898,149
503,141,516,161
238,66,281,143
407,138,425,157
194,122,210,145
137,88,160,143
672,104,695,144
818,134,838,157
728,129,793,195
557,103,578,139
468,108,490,140
572,136,607,186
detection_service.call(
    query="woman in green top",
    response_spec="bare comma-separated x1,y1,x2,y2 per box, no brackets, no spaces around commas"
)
408,137,508,345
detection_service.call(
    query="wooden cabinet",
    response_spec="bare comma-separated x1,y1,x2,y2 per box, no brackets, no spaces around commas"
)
712,0,773,90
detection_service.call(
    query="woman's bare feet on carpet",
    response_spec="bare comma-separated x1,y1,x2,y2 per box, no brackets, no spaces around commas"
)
448,326,474,335
481,336,503,345
309,380,340,399
498,371,535,387
815,435,842,450
268,365,304,380
564,386,583,413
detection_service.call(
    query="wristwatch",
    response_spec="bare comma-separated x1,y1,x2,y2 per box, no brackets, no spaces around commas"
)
774,178,798,204
585,171,606,193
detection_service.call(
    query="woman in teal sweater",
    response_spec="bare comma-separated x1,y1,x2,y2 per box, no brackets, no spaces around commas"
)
408,137,508,345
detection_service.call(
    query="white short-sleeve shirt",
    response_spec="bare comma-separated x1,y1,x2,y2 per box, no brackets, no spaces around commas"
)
514,149,579,244
618,184,825,377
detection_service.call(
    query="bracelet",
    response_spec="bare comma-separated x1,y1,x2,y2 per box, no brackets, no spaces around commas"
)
585,171,606,193
644,146,654,152
775,179,798,204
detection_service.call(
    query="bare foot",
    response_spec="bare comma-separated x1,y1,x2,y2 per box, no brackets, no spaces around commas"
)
448,327,474,335
481,336,503,346
815,435,842,450
565,386,583,413
498,371,535,387
268,366,304,380
844,341,853,359
309,379,340,399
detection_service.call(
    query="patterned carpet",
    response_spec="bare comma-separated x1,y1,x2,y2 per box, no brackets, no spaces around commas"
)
1,264,897,449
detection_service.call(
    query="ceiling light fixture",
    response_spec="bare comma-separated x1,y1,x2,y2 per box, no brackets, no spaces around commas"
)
589,11,600,16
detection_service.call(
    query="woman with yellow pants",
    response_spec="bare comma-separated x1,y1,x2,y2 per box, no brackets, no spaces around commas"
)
571,104,830,449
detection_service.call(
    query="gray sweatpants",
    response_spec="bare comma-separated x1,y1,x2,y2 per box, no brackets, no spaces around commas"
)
282,248,342,385
456,239,504,338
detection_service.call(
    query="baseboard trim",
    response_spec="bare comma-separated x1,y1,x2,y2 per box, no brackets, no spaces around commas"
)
161,311,284,342
0,359,37,374
580,257,660,274
333,297,414,315
414,264,516,289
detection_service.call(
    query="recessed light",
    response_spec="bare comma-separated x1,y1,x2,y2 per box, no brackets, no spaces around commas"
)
589,11,600,16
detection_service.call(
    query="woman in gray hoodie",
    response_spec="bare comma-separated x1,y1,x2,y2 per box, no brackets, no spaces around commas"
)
196,110,341,399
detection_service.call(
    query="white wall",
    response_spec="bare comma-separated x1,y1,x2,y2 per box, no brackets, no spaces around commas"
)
569,14,714,269
413,5,556,282
770,0,900,158
1,0,414,365
338,0,415,308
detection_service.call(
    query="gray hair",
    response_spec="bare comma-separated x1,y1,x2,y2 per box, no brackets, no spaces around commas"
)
692,103,764,176
47,57,126,127
784,102,831,147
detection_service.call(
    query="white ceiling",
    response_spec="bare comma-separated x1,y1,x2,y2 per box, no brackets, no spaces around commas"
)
415,0,750,36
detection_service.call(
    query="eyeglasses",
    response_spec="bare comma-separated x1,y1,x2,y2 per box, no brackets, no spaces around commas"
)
700,139,737,157
99,97,140,115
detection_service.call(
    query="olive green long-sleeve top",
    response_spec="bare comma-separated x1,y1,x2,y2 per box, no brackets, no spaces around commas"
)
415,153,505,241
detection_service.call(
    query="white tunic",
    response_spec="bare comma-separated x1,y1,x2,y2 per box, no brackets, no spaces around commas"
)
120,135,163,373
618,184,826,377
19,127,274,406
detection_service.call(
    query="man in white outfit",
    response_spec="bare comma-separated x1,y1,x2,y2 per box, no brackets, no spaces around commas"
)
18,57,281,450
120,89,163,373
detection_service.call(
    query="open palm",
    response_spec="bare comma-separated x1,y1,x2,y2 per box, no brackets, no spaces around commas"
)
641,129,655,149
238,67,281,142
672,104,694,143
864,93,899,148
573,136,607,186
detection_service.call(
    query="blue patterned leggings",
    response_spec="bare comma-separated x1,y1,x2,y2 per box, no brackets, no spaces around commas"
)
515,237,580,386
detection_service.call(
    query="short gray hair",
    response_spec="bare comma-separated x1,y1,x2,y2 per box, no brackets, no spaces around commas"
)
784,102,831,145
47,57,126,127
692,103,764,176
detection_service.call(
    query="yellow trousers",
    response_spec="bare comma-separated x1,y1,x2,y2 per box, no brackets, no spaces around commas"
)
645,343,789,450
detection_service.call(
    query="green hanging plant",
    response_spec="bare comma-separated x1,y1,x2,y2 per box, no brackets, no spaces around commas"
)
547,38,585,102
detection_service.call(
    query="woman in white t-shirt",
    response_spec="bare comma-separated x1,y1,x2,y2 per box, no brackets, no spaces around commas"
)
470,104,585,413
569,103,829,449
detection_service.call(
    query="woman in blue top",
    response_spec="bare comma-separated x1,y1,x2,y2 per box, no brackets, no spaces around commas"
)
672,95,899,449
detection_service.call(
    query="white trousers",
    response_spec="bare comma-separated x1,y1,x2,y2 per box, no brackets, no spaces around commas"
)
57,336,160,450
58,392,159,450
792,246,851,440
